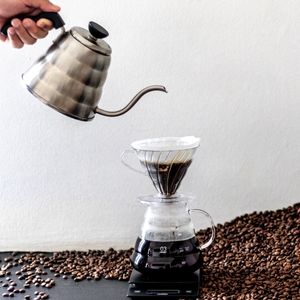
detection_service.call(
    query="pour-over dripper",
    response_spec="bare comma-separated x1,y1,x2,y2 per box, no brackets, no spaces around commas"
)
122,136,200,197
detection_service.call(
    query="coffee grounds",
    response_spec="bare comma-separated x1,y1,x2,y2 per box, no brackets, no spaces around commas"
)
0,203,299,299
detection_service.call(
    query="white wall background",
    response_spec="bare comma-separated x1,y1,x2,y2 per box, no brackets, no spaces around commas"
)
0,0,299,251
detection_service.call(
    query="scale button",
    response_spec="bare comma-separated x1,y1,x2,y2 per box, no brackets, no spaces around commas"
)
186,290,192,294
134,290,141,293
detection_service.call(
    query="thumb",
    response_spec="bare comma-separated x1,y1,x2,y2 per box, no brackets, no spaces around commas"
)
39,0,61,12
25,0,61,12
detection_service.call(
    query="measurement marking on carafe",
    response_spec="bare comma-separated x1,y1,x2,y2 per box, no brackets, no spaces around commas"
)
160,246,167,254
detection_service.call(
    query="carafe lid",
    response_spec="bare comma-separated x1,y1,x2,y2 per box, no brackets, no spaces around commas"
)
71,22,112,55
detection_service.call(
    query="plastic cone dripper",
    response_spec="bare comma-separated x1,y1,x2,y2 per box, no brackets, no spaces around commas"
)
131,136,200,197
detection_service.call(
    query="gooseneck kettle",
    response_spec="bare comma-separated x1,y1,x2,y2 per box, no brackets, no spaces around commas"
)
0,13,167,121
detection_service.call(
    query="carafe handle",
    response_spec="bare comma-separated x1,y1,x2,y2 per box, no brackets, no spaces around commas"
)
121,150,147,175
188,209,215,250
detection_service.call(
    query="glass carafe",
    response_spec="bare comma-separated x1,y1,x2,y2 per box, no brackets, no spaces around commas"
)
131,194,215,274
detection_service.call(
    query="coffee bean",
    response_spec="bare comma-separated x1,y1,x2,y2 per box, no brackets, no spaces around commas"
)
7,286,14,292
2,293,9,297
24,296,31,300
4,257,13,263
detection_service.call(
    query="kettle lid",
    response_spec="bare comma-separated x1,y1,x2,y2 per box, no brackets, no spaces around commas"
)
70,22,112,55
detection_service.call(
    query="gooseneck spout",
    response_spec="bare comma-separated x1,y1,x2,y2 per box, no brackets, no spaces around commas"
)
95,85,167,117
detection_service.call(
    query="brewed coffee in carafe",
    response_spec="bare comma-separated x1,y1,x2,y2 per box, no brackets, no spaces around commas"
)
121,136,215,275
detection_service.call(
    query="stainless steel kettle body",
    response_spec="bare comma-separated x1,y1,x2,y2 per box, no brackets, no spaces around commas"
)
22,25,113,121
2,14,167,121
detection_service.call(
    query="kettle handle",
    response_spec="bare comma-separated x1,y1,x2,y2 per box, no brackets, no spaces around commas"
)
0,12,65,36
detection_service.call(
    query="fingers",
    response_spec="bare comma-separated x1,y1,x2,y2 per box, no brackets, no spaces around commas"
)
7,27,24,49
23,18,49,39
11,18,36,45
1,1,60,48
5,17,54,48
36,18,53,31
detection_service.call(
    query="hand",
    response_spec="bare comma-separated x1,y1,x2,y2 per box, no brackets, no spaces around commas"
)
0,0,60,48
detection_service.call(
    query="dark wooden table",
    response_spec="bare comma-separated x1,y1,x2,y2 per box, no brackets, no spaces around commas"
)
0,253,129,300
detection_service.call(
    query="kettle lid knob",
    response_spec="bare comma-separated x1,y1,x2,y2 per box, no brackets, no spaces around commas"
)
88,22,109,39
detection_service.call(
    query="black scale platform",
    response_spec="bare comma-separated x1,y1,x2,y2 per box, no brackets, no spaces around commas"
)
128,269,200,299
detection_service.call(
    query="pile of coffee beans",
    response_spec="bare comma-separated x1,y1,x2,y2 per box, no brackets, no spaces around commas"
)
0,252,53,299
0,203,298,299
0,249,132,299
197,203,299,299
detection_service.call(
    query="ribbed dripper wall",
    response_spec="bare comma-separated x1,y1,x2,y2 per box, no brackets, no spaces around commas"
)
138,148,196,197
